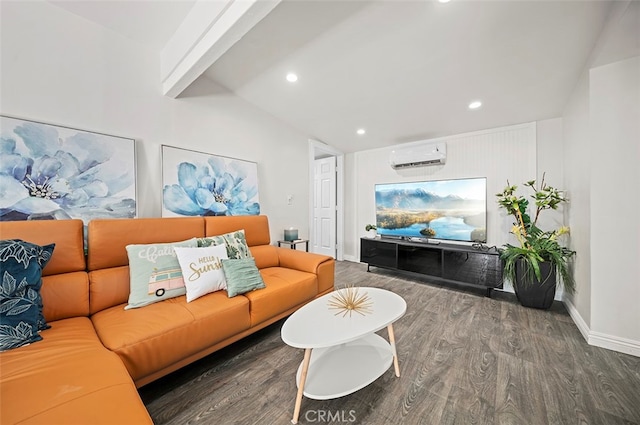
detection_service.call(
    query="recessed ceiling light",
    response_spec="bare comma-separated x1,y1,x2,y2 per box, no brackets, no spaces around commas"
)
357,129,366,135
286,73,298,83
438,0,451,3
468,100,482,110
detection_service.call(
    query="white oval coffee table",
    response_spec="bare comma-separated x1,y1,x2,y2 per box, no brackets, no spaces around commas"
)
281,287,406,424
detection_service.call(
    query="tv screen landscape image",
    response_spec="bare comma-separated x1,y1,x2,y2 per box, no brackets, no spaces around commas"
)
375,177,487,243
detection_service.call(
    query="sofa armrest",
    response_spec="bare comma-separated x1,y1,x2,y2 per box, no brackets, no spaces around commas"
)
276,248,330,273
276,248,335,294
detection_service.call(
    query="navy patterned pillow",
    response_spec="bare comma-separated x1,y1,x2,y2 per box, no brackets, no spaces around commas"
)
0,239,54,352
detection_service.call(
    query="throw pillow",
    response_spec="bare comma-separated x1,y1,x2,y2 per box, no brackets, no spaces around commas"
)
221,258,265,297
125,238,197,310
174,245,228,302
197,229,252,259
0,239,55,352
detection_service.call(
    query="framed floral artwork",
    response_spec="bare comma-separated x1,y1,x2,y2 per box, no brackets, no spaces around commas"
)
161,145,260,217
0,115,137,223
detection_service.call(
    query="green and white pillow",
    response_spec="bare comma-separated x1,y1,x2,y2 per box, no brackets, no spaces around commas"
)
197,229,252,259
125,238,197,310
174,245,228,302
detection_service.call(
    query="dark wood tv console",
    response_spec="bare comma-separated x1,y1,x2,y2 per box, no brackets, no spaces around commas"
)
360,237,503,297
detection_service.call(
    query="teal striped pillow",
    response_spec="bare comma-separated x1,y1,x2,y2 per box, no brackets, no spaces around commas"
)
221,258,265,297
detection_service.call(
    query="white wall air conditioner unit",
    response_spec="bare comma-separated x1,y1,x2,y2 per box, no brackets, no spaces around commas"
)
389,142,446,169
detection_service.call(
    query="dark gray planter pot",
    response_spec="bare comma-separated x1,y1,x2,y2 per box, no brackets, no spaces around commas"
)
513,260,556,309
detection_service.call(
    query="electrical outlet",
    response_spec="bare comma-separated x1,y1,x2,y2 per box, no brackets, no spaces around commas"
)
287,195,293,205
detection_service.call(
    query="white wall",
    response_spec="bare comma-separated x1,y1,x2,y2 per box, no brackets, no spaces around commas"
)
589,56,640,350
562,71,593,328
536,118,568,300
344,123,537,261
0,1,310,243
561,1,640,356
536,119,563,188
343,151,358,260
536,118,565,232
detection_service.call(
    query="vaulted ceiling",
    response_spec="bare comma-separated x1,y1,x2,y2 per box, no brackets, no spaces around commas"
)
49,1,626,153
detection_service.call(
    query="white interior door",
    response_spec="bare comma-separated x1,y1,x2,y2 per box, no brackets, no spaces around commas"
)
313,157,336,257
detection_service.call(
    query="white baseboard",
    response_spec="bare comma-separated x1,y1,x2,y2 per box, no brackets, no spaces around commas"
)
588,332,640,357
563,299,591,342
342,255,359,262
564,299,640,357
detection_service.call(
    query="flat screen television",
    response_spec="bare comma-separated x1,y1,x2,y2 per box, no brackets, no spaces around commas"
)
375,177,487,243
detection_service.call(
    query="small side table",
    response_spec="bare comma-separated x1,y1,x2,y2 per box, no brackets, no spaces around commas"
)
277,239,309,252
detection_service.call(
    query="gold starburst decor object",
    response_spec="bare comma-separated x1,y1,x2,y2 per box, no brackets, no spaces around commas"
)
328,286,373,317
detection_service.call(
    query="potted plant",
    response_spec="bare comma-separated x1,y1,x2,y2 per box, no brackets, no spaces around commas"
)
365,224,377,238
496,174,576,309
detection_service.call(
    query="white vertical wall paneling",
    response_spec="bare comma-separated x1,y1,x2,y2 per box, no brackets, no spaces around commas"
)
536,118,565,232
536,118,567,301
348,123,537,261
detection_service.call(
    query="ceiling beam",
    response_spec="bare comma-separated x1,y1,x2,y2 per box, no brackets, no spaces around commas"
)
161,0,281,98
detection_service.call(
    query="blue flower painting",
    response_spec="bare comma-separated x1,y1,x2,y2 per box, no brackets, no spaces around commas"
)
161,145,260,217
0,116,136,223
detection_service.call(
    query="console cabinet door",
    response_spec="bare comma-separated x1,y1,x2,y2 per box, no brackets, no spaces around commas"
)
443,250,502,287
397,245,442,277
360,239,397,268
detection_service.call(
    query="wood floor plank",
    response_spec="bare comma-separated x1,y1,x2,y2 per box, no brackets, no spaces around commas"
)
456,316,498,404
558,322,640,423
495,352,548,425
140,260,640,425
440,385,495,425
531,331,595,424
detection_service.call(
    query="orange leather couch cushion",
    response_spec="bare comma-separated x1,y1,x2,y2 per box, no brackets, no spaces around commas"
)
41,272,90,322
0,219,85,275
0,219,89,321
249,268,318,326
250,244,280,269
91,292,250,384
0,317,151,424
204,215,271,246
273,246,336,294
88,266,130,315
87,217,204,270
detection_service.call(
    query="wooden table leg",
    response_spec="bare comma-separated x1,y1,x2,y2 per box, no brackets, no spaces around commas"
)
292,348,312,424
387,324,400,377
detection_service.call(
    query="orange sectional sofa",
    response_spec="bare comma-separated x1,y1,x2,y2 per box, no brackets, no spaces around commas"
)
0,215,335,424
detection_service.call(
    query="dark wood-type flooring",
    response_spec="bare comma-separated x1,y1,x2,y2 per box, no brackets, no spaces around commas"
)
139,261,640,424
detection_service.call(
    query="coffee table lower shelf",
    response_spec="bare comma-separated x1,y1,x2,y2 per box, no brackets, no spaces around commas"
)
295,333,394,400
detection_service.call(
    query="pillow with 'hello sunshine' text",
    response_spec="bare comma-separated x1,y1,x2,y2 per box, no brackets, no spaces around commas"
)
174,245,228,302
